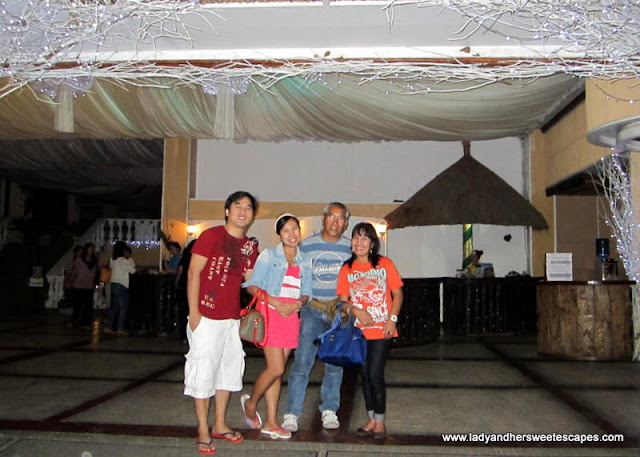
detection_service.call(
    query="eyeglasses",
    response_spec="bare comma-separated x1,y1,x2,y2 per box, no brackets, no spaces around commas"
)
324,213,346,222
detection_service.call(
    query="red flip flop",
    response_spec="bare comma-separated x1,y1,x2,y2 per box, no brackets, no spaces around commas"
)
211,431,244,444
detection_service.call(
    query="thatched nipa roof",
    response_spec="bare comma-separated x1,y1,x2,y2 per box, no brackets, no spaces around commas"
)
384,144,548,230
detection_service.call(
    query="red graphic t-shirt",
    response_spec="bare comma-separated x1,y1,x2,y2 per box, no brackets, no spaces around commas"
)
336,256,404,340
192,225,258,320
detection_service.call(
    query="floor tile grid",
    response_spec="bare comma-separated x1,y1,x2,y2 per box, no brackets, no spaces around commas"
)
0,315,637,450
481,339,636,444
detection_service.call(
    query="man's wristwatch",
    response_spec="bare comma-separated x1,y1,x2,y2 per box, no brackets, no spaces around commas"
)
389,314,398,323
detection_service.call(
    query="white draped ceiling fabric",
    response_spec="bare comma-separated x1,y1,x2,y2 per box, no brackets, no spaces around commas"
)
0,74,581,141
0,72,582,196
0,137,163,197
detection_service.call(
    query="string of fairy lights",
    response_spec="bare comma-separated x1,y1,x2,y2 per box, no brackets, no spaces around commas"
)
0,0,639,100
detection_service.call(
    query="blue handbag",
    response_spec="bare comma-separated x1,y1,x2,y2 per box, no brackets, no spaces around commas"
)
315,303,367,367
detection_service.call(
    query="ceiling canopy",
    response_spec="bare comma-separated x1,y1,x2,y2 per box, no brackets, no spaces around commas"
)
0,0,630,198
0,138,163,200
0,74,583,141
0,72,583,197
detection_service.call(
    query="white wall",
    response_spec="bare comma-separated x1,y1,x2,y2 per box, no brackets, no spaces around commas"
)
195,137,530,278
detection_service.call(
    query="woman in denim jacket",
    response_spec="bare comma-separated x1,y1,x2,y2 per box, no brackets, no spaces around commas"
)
241,214,312,440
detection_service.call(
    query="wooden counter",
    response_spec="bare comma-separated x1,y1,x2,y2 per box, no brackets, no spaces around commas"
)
537,281,634,361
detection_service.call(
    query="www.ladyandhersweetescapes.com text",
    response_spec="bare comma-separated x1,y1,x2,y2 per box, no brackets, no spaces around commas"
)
442,432,625,444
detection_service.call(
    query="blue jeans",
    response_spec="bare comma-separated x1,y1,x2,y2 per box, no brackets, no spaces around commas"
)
285,305,344,417
107,283,129,331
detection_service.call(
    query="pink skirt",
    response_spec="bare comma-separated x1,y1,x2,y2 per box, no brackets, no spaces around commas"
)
264,303,300,349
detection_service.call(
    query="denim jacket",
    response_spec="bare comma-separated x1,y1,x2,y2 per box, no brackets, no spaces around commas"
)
243,243,313,299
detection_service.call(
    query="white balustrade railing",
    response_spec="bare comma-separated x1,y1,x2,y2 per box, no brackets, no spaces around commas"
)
99,218,161,248
45,218,160,308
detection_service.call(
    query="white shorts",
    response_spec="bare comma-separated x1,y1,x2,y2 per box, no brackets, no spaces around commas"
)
184,317,245,399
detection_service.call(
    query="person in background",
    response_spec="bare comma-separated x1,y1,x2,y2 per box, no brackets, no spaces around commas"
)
282,202,352,433
175,239,196,344
63,246,82,291
68,242,98,329
61,246,83,308
464,249,484,278
58,246,83,315
166,241,182,272
336,222,403,441
241,214,312,440
184,191,258,455
160,241,182,335
104,242,136,336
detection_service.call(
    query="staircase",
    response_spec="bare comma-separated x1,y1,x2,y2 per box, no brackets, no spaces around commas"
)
45,218,160,308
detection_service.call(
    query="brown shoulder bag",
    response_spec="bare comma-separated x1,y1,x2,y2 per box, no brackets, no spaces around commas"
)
239,289,269,348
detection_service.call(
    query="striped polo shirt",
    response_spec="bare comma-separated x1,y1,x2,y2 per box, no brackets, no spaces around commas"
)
299,233,352,301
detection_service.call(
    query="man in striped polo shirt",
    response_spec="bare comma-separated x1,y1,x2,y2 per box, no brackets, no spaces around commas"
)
282,202,352,432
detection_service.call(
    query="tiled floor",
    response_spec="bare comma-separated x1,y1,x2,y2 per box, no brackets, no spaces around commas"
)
0,310,638,457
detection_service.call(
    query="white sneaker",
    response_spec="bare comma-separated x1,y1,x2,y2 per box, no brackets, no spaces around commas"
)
321,410,340,430
282,413,298,432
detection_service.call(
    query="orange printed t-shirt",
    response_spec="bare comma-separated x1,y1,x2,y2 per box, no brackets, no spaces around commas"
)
336,257,404,340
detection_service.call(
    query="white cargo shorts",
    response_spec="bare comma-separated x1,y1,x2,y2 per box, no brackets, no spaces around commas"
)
184,316,245,399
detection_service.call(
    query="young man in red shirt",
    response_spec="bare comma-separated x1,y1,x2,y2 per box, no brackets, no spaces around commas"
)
184,191,259,455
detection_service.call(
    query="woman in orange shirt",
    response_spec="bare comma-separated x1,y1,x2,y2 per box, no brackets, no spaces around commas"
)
336,222,403,440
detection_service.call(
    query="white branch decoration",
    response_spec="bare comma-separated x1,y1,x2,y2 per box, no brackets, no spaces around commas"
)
0,0,223,97
593,153,640,361
1,0,639,98
386,0,640,66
